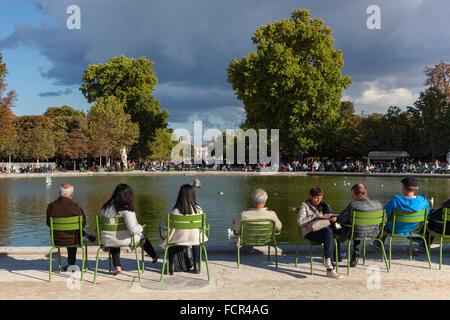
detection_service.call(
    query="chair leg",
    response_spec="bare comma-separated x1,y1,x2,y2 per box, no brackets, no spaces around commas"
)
271,245,277,268
268,245,270,260
409,238,413,261
49,247,54,282
237,246,241,269
83,245,88,272
135,245,141,282
94,247,102,283
389,237,392,271
202,245,210,281
141,245,145,274
295,244,298,267
160,247,169,282
422,237,432,269
199,245,202,273
108,251,112,274
363,240,366,265
347,241,351,276
309,244,313,275
440,237,443,270
81,246,85,281
57,248,61,273
377,239,389,272
335,239,339,273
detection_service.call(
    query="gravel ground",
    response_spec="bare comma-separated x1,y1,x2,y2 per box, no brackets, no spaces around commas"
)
1,246,450,300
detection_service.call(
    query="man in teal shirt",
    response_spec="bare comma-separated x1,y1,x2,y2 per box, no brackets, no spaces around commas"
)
375,177,430,248
384,177,430,235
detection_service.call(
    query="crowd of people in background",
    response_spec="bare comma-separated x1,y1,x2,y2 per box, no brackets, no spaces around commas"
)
1,158,449,175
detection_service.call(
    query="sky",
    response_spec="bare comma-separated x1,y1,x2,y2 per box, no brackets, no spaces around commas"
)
0,0,449,133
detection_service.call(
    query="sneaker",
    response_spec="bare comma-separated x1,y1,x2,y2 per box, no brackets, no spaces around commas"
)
325,259,334,270
62,264,76,272
326,269,343,279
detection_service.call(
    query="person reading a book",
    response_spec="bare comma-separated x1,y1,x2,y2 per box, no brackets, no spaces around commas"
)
297,185,341,279
336,183,383,267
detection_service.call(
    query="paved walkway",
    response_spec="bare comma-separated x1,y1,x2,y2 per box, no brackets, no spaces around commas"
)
2,245,450,300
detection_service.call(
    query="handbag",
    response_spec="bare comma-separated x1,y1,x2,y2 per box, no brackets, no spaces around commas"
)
169,246,193,272
307,218,331,232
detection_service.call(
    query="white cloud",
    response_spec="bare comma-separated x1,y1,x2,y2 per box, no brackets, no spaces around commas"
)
344,79,420,112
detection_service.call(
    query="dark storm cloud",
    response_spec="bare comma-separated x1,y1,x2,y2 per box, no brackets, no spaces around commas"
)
39,87,73,97
1,0,449,122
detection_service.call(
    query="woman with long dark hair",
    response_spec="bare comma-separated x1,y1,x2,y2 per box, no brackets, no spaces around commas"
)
100,184,159,275
162,184,207,275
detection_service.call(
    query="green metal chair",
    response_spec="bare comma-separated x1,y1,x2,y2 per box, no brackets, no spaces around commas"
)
385,208,431,271
295,226,339,275
93,216,146,283
341,210,389,275
428,208,449,270
48,216,86,282
160,213,210,281
236,219,280,269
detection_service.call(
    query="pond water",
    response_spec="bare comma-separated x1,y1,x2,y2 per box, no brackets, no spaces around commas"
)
0,175,448,246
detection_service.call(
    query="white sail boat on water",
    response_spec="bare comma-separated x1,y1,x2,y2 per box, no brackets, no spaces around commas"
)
45,173,52,185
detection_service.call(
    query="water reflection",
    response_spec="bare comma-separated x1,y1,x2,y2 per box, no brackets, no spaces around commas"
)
0,176,448,246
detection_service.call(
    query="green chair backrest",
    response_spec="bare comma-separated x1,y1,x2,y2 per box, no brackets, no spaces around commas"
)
349,210,386,239
166,213,206,246
240,219,276,246
96,216,128,232
432,208,449,235
391,208,428,234
50,216,83,247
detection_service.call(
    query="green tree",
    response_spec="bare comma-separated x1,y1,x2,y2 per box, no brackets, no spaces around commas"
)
44,106,87,160
87,96,139,164
80,55,169,158
147,128,177,159
407,87,448,160
0,53,18,160
227,9,351,157
424,61,450,102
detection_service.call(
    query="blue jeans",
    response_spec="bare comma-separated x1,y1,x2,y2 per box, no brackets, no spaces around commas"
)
305,226,335,261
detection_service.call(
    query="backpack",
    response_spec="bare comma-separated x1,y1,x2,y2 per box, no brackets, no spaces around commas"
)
169,246,193,272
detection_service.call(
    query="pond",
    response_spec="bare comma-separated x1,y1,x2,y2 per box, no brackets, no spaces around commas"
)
0,175,448,246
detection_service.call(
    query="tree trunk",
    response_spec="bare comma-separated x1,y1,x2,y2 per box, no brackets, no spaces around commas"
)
74,159,76,171
100,156,102,168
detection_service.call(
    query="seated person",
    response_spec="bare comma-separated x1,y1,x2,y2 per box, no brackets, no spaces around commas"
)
375,177,430,251
297,185,341,279
101,184,159,275
336,183,383,267
162,184,207,274
233,188,282,252
46,183,86,271
426,198,450,245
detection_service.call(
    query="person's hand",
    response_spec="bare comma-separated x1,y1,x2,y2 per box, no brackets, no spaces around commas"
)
316,213,323,218
329,216,337,222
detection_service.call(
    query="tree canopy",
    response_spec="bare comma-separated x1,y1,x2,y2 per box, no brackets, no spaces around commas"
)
228,9,351,158
80,55,169,158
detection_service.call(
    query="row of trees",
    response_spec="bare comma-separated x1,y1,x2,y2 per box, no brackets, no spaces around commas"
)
1,9,448,165
227,9,449,161
0,54,176,167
